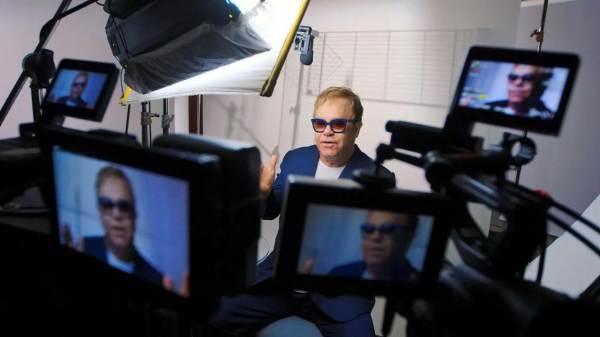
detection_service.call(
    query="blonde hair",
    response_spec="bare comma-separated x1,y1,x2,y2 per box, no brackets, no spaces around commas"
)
314,86,363,121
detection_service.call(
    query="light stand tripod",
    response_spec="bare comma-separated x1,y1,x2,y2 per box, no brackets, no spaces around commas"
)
0,0,98,130
139,98,174,147
515,0,549,184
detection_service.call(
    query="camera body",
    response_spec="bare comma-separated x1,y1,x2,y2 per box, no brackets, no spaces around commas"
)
272,46,599,336
275,176,454,298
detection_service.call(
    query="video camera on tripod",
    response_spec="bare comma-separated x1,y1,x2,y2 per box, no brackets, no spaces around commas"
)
1,22,262,334
274,46,600,337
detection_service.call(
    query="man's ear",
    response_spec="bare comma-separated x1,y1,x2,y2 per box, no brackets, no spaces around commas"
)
354,121,363,138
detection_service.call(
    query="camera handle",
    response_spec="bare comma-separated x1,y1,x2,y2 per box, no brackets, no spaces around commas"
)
356,130,545,275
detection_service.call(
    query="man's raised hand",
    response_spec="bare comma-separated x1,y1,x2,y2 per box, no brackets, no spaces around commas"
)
162,271,190,298
259,154,278,198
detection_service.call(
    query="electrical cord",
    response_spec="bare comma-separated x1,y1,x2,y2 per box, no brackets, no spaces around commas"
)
512,184,600,238
548,214,600,257
510,182,599,283
548,199,600,236
535,227,547,284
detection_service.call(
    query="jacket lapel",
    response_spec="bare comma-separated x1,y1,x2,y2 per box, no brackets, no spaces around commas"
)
306,145,320,176
340,145,366,179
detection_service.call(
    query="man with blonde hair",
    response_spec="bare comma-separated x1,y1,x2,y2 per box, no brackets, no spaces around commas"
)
330,210,418,282
208,87,393,337
56,71,89,108
487,64,554,119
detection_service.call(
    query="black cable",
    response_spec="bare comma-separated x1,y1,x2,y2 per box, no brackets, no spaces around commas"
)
550,199,600,236
548,214,600,257
125,104,131,135
535,233,547,284
40,1,97,41
48,1,97,23
512,184,600,236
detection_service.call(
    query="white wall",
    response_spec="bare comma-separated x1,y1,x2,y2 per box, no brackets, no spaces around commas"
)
202,1,522,336
519,0,600,302
514,0,600,232
0,0,173,141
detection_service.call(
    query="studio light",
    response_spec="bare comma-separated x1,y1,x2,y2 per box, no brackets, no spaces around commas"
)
103,0,310,102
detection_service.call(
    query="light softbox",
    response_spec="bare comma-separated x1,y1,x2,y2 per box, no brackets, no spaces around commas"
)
106,0,309,101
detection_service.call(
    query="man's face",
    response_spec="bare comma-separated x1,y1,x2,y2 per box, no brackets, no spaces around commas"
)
361,211,412,267
97,177,136,251
70,74,88,100
313,97,361,164
507,65,541,105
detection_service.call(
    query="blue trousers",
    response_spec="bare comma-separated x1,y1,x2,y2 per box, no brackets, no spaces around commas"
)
209,284,376,337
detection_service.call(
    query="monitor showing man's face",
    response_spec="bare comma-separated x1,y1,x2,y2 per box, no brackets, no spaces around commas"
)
46,69,108,110
361,211,416,273
457,60,569,120
96,168,137,260
507,65,542,105
70,72,89,100
297,204,433,282
53,147,190,295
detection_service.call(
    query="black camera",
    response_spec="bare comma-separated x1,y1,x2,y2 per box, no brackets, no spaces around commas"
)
1,54,262,333
273,46,600,337
275,176,454,299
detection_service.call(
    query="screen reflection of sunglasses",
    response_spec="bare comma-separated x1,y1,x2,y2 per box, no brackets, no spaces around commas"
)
98,196,134,214
507,73,537,83
360,223,406,238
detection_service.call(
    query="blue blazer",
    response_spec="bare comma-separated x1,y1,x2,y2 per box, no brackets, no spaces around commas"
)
329,260,417,281
84,236,163,287
257,145,394,322
56,95,88,108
